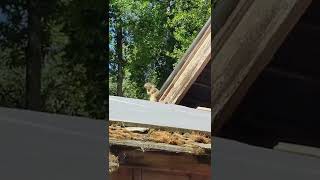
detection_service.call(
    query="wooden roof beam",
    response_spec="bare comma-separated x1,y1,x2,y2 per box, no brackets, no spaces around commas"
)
212,0,312,135
159,18,211,104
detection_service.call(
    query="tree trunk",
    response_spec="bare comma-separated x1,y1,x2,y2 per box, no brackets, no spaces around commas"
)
116,24,124,96
26,0,42,111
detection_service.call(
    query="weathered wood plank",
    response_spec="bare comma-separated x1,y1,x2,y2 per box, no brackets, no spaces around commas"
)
133,168,142,180
159,18,211,104
112,167,211,180
124,127,149,133
109,138,211,155
109,120,210,136
110,167,133,180
112,150,211,175
211,0,312,134
196,107,211,112
141,169,190,180
160,17,211,98
190,174,211,180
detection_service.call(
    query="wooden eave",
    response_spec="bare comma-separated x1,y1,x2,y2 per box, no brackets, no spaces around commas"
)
109,123,211,175
216,0,320,148
211,0,312,135
109,138,211,156
159,17,211,105
108,122,211,154
109,138,211,175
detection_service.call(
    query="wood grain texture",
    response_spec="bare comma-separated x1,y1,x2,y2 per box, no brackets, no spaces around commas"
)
190,174,211,180
111,167,211,180
110,167,133,180
211,0,312,134
141,169,189,180
111,150,211,175
133,168,142,180
159,19,211,104
109,138,211,155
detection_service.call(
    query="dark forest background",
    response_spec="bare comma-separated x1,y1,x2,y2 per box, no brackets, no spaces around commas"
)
0,0,107,119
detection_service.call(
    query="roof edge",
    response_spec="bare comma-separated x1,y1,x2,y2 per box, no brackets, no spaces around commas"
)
159,17,211,95
160,0,240,98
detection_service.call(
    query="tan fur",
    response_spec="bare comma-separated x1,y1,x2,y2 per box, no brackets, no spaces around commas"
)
144,82,160,102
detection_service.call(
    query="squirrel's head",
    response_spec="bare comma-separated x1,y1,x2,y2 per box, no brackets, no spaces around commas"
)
144,82,153,89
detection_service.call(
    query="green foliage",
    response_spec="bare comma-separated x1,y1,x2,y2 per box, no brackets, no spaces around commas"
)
0,0,106,119
109,0,210,99
61,0,107,118
167,0,211,60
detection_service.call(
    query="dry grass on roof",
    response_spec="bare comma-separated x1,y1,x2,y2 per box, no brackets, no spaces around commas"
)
109,124,211,147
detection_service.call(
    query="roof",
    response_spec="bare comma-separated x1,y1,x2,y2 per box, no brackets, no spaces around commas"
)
158,17,211,108
109,124,210,154
109,123,211,174
109,95,210,133
211,0,312,134
157,0,240,108
218,0,320,148
109,96,211,173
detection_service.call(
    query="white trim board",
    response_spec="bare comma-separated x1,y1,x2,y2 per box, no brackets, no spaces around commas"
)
109,96,211,133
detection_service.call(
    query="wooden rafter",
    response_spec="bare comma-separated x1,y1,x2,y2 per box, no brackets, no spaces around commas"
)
159,18,211,104
211,0,312,134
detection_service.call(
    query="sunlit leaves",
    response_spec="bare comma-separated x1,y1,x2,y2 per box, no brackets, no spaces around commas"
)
109,0,210,99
